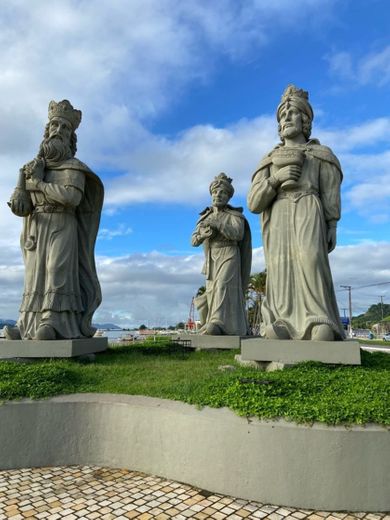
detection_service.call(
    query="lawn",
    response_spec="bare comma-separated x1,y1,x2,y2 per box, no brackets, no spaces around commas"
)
0,340,389,426
357,338,390,347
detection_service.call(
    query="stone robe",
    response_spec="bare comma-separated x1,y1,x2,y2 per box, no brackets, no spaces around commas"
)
247,140,345,340
192,206,251,336
19,158,103,339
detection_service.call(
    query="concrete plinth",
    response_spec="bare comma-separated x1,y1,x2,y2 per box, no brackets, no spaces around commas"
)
187,335,243,349
241,338,361,366
0,337,108,358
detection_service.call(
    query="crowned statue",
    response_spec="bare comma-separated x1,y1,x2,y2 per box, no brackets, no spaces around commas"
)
192,173,252,336
6,100,104,341
247,85,345,341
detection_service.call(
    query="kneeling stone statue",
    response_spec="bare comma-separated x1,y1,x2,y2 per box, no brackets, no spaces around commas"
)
192,173,252,336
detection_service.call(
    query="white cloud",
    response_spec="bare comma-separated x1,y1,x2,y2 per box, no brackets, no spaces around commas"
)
101,115,390,226
0,0,337,159
98,225,133,241
0,0,343,246
3,113,390,247
1,242,389,327
104,116,277,207
317,118,390,152
346,175,390,223
359,46,390,86
326,51,354,81
330,242,390,315
315,121,390,222
326,45,390,87
88,251,206,327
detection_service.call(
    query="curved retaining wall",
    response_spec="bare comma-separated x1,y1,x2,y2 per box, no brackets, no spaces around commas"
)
0,394,389,511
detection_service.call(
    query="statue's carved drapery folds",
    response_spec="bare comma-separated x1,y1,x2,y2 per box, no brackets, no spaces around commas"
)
7,100,103,341
192,173,252,336
247,86,345,341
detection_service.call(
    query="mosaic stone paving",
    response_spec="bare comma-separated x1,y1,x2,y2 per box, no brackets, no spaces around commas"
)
0,466,388,520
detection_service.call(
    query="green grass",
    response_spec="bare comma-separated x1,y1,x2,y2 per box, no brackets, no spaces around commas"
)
357,338,390,347
0,341,389,426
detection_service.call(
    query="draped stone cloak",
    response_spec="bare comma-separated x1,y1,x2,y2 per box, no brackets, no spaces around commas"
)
192,205,252,336
247,140,345,340
19,158,103,339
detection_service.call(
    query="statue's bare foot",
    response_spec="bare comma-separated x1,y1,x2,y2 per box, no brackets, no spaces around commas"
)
311,324,334,341
205,323,222,335
264,324,290,340
35,324,56,340
4,325,21,340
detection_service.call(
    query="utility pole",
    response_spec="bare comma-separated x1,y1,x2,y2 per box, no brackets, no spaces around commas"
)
340,285,353,337
379,296,384,335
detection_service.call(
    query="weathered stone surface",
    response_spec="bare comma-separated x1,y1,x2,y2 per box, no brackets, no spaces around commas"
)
192,173,251,336
187,335,242,349
247,85,344,341
234,354,289,371
241,338,361,365
0,337,107,358
7,100,103,342
0,394,388,511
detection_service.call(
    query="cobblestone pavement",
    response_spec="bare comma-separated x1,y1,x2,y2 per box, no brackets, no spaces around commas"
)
0,466,388,520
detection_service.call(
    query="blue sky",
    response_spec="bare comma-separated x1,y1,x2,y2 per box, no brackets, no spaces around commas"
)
0,0,389,327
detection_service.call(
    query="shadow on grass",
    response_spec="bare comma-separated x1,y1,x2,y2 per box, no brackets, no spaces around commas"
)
360,349,390,369
98,341,194,361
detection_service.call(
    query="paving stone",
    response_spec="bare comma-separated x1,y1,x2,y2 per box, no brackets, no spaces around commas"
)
276,508,295,517
268,513,283,520
0,466,384,520
251,511,269,519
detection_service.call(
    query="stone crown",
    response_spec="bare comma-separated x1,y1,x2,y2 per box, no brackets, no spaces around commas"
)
281,85,309,103
277,84,313,121
48,100,82,130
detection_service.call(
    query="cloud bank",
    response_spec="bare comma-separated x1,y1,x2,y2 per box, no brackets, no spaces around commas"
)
1,242,389,327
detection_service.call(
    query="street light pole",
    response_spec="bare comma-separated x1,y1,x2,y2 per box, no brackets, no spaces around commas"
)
340,285,353,338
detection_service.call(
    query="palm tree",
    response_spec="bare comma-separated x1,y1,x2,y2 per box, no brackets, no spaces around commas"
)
247,271,266,335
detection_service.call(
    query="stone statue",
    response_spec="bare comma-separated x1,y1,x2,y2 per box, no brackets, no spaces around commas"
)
247,85,345,341
192,173,252,335
6,100,103,341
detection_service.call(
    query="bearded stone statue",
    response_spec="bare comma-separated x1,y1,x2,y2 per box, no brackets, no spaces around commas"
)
6,100,103,341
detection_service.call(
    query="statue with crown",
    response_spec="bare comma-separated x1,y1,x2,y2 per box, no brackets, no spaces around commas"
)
248,85,345,342
192,173,252,336
5,100,104,344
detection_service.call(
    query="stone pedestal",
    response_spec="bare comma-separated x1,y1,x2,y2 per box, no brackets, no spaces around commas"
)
186,335,243,350
0,337,108,359
239,338,361,370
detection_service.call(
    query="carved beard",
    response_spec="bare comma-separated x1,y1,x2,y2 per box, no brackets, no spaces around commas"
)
41,136,72,165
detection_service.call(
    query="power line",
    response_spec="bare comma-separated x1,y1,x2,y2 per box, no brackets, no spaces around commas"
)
336,281,390,292
354,281,390,290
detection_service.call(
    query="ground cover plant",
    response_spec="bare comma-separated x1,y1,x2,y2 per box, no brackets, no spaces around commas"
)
0,340,389,426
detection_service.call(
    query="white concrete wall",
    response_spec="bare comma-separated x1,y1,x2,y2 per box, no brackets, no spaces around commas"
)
0,394,388,511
